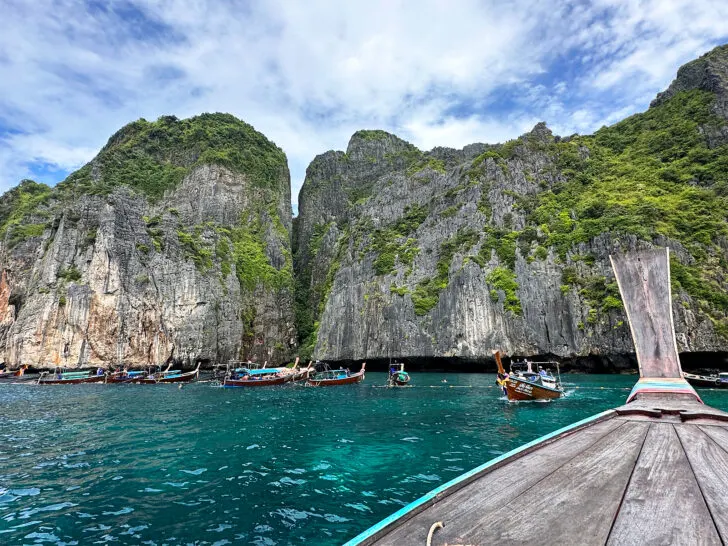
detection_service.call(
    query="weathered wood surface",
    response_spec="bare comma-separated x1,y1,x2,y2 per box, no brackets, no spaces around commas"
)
372,417,625,545
700,422,728,450
364,418,728,546
610,249,681,378
615,397,728,420
464,421,648,545
607,423,720,545
676,424,728,539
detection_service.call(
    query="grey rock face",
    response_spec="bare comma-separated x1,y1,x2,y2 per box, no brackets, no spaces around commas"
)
295,117,726,365
0,164,295,368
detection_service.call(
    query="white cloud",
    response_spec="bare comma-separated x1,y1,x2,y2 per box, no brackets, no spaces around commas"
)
0,0,726,206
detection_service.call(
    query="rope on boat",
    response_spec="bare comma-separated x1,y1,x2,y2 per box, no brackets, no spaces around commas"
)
426,521,443,546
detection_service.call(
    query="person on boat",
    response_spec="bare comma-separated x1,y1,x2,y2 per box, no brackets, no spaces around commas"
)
538,366,548,377
96,367,104,376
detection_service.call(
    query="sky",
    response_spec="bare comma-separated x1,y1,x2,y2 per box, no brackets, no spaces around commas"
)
1,0,727,213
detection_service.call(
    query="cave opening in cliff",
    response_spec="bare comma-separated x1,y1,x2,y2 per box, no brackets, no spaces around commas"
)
8,292,24,315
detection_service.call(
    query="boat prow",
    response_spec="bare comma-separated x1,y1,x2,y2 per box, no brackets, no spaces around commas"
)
306,362,366,386
345,248,728,545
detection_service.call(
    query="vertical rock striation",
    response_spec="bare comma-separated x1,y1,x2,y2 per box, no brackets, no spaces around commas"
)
0,114,296,368
295,45,728,364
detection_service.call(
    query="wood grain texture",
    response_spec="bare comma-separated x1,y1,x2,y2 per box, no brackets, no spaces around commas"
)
677,424,728,541
700,423,728,452
607,423,721,546
610,249,682,378
373,418,627,546
460,421,648,545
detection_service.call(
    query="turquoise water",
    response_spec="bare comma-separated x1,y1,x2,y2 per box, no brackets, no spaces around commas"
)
1,373,727,545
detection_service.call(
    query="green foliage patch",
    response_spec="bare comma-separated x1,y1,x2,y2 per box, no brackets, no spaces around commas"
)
370,204,428,276
411,228,479,315
486,267,522,314
56,113,287,201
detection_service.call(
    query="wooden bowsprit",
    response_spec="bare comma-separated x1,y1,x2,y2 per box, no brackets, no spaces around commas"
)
610,248,701,403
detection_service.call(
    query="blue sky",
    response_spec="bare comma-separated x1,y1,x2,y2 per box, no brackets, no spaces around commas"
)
1,0,727,212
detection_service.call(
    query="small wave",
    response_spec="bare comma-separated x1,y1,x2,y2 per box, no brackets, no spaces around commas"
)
400,436,422,442
181,468,207,475
344,502,371,513
102,507,133,516
23,531,60,543
19,501,76,518
323,513,350,523
279,477,306,486
401,473,441,484
207,523,232,532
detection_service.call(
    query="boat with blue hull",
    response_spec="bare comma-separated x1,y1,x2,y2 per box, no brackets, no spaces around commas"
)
106,364,200,384
344,248,728,546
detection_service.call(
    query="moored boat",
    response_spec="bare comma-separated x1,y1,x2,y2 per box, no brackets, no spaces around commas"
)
495,352,564,401
37,368,106,385
683,371,728,388
387,362,410,386
0,364,28,380
505,373,563,401
344,249,728,546
223,367,288,387
106,364,200,384
306,362,366,386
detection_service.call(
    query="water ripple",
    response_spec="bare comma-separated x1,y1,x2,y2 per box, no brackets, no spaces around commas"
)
0,374,672,545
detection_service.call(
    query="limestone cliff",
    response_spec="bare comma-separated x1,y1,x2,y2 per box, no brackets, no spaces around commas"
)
0,113,296,368
295,45,728,363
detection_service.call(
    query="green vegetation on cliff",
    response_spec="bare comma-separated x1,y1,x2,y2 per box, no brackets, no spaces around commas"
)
0,179,52,245
526,89,728,329
58,113,287,201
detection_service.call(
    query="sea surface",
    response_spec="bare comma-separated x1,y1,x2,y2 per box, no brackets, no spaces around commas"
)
2,373,727,545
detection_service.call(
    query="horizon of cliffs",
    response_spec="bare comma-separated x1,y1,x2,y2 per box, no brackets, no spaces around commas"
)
3,45,728,371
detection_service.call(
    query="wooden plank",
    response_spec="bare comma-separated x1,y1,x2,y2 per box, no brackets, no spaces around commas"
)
700,423,728,452
459,421,649,545
610,249,682,378
607,423,721,545
373,418,628,545
676,424,728,541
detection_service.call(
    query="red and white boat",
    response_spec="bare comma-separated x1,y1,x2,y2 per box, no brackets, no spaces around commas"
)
495,352,563,401
221,357,312,388
306,362,366,386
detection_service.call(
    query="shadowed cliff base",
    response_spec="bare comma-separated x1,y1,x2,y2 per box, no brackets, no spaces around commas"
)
320,352,728,374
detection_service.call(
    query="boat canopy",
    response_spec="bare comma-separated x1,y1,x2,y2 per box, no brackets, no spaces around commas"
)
246,368,283,375
60,371,90,379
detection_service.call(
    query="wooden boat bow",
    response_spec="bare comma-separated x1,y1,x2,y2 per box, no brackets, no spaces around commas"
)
345,248,728,545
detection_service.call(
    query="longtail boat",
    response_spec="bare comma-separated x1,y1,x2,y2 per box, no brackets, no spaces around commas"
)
683,371,728,388
387,362,410,386
109,364,200,384
0,364,28,380
494,352,563,401
223,367,288,387
37,369,106,385
306,362,366,386
345,248,728,545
